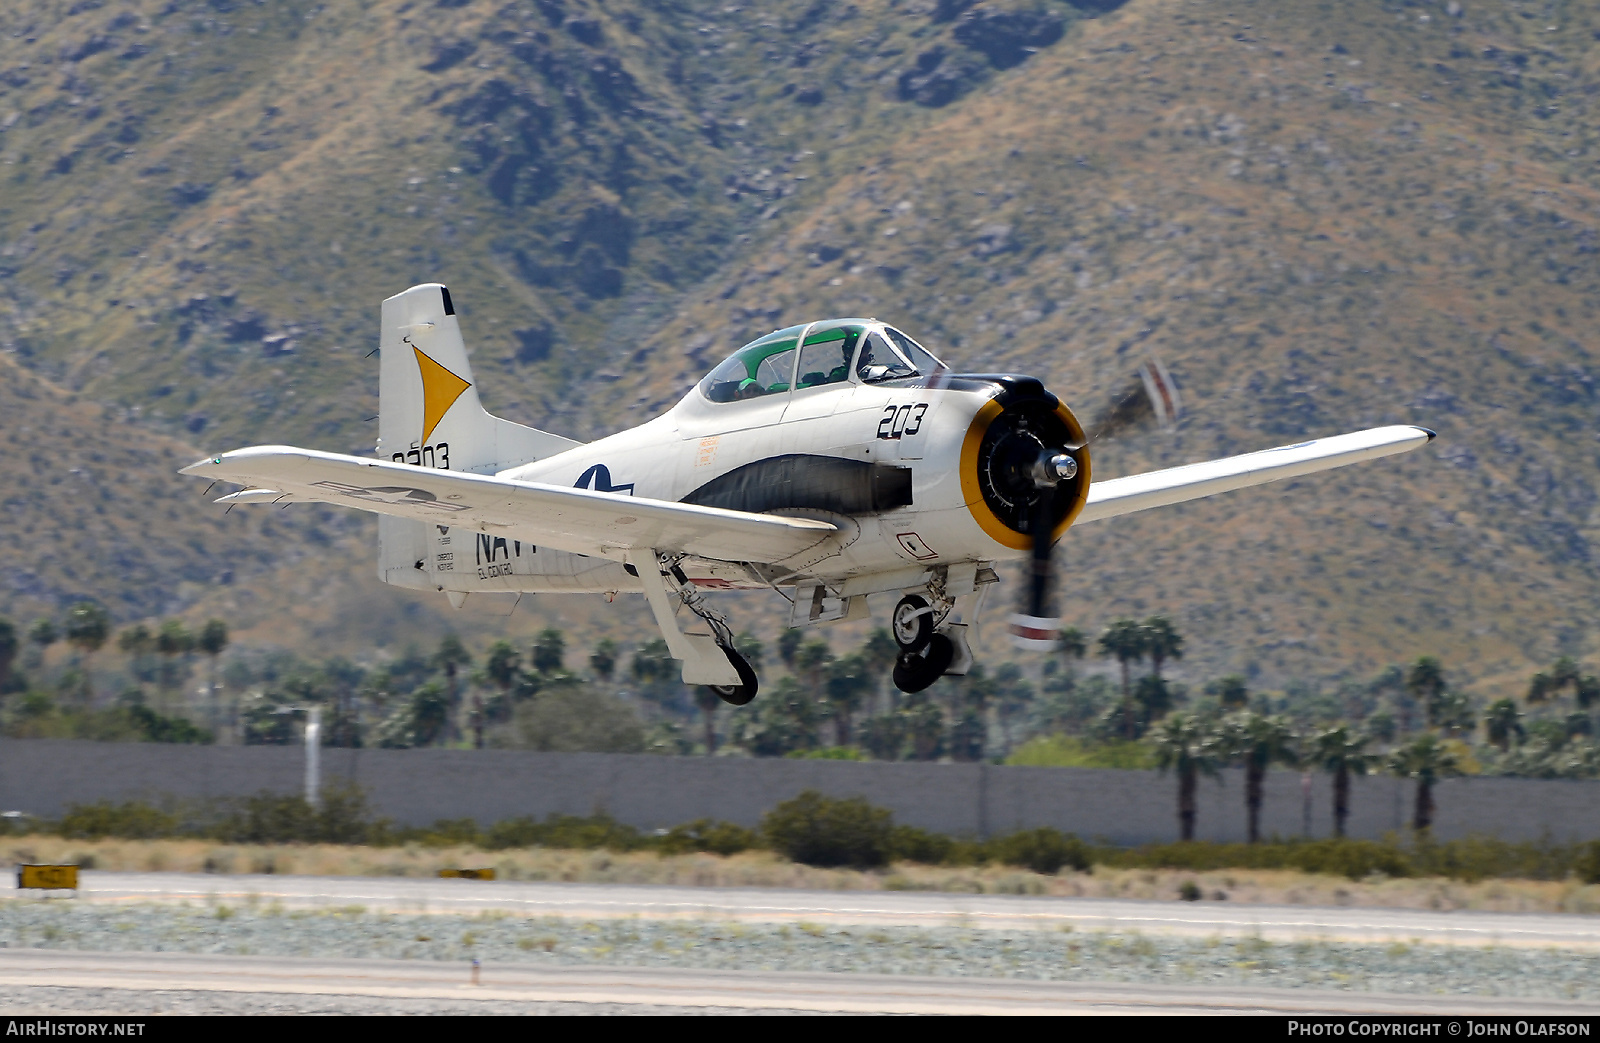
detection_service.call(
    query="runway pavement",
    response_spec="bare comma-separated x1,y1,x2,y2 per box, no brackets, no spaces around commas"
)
1,949,1596,1015
46,871,1600,950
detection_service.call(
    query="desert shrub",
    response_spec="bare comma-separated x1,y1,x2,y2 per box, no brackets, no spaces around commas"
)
481,816,542,850
1092,835,1600,883
658,819,760,856
411,818,483,848
888,824,955,865
57,801,181,840
210,784,379,845
1100,838,1412,880
1406,834,1589,883
537,813,644,851
1286,839,1414,881
989,828,1091,875
1578,841,1600,886
762,790,893,868
478,813,643,852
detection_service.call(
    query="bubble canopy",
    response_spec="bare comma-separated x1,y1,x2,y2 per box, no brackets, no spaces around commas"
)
698,320,944,403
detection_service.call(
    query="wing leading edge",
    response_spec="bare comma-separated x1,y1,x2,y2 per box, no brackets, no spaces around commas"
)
182,446,836,564
1076,425,1433,525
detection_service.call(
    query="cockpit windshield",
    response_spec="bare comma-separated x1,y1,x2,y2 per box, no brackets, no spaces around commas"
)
884,327,944,376
858,326,945,383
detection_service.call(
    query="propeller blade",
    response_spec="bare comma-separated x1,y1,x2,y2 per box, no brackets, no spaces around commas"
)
1082,359,1182,444
1008,460,1068,651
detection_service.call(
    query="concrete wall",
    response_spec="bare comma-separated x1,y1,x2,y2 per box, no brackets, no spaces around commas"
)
2,739,1598,844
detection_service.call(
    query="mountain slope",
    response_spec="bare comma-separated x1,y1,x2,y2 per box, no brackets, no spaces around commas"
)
605,0,1600,688
3,0,1600,693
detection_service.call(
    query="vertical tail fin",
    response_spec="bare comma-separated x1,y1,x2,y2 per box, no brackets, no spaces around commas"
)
376,282,581,590
377,282,580,473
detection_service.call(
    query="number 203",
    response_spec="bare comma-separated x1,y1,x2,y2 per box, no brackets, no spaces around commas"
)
877,403,927,441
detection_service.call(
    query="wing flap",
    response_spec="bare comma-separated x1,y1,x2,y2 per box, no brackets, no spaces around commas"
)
1076,425,1433,525
183,446,836,564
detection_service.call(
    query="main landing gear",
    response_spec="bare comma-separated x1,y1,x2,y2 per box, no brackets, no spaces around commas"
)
671,568,759,706
890,594,955,694
635,551,760,706
706,645,759,706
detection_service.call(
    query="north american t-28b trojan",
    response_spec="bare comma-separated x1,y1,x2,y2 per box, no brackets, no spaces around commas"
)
185,283,1433,704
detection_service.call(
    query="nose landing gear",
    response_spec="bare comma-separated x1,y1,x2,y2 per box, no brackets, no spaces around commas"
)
891,594,955,694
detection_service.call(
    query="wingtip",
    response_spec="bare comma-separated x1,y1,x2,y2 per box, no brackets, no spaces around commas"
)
1416,426,1437,442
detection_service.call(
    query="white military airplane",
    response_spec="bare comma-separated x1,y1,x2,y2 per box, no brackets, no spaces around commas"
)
184,283,1433,705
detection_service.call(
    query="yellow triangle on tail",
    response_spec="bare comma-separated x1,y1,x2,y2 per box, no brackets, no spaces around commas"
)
414,346,472,445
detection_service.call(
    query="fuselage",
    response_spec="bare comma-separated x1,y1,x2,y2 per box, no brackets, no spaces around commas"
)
415,320,1089,600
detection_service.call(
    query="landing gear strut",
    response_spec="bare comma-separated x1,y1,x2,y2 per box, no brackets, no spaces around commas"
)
634,551,760,706
891,594,954,694
664,558,759,706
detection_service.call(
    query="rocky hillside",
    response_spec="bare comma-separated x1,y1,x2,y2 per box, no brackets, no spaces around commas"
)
3,0,1600,693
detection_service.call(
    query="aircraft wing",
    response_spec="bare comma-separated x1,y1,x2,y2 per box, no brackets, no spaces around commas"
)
183,446,837,563
1075,425,1433,525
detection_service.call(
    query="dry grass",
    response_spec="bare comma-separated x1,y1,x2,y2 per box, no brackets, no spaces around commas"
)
9,834,1600,915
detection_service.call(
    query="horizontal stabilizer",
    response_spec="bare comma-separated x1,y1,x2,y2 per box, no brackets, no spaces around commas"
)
1077,425,1433,525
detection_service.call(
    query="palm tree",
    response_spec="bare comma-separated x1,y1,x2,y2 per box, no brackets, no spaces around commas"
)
0,618,17,695
410,682,451,747
1403,656,1445,735
1056,626,1087,672
992,662,1034,756
1388,733,1462,832
28,618,58,671
531,628,565,675
432,635,472,745
1225,712,1299,843
1099,619,1148,740
1529,657,1599,711
483,639,521,731
1210,675,1249,709
589,638,618,682
1143,616,1184,681
861,628,899,714
794,637,834,692
825,653,872,746
117,624,154,686
64,602,109,704
1482,697,1524,753
1312,726,1376,838
198,620,229,735
693,687,722,756
155,620,194,698
776,629,804,670
1098,619,1147,699
1148,713,1222,842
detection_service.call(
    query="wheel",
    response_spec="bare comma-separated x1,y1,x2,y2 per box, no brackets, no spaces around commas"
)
891,595,935,653
706,646,759,706
891,633,955,694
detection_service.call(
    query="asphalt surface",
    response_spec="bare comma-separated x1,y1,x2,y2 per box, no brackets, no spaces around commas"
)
2,950,1597,1016
50,871,1600,950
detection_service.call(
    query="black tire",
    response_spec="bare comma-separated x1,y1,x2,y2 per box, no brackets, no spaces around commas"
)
891,595,935,653
706,646,759,706
891,633,955,694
